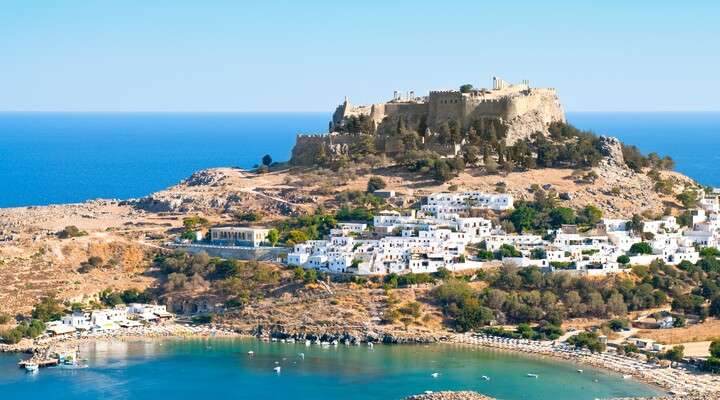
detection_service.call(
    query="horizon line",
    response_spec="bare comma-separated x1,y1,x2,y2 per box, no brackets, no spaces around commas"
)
1,109,720,114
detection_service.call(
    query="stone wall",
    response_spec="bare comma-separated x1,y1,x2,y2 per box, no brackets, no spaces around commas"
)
295,79,567,164
168,243,286,261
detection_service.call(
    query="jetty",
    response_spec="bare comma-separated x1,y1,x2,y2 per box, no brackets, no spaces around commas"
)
18,358,59,369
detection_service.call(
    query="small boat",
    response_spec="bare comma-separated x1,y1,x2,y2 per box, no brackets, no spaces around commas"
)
481,375,490,381
55,361,88,370
368,342,374,349
24,363,39,373
622,374,631,379
431,372,439,378
248,351,254,355
577,369,583,373
273,366,281,373
299,353,305,360
305,340,311,346
527,373,539,378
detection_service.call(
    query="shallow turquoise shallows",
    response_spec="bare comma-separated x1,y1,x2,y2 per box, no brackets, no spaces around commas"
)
0,339,664,400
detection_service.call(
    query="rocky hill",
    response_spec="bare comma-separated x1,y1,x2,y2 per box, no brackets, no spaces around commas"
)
0,132,697,316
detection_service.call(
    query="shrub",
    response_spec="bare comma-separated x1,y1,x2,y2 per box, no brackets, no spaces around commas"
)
57,225,87,239
617,255,630,265
366,176,387,193
191,314,213,324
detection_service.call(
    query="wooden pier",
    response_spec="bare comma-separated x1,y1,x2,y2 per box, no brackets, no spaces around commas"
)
18,358,59,369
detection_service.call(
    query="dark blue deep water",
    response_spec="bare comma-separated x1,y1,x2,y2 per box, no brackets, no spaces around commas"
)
0,112,718,207
0,339,663,400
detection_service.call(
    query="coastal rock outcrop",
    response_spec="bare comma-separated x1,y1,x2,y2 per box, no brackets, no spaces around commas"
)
597,135,626,169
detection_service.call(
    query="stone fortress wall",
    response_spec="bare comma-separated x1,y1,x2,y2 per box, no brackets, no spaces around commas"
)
331,77,565,144
292,77,565,165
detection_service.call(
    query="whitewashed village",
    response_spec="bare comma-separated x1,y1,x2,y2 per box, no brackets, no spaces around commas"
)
198,190,720,278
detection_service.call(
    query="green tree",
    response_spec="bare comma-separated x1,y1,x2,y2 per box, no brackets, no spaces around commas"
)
617,255,630,265
459,84,474,93
710,341,720,358
508,205,537,233
286,229,309,245
549,207,576,228
31,296,65,322
676,190,699,209
267,229,280,246
262,154,273,166
710,296,720,317
567,331,606,353
664,345,685,367
629,242,653,255
578,205,603,226
303,269,318,284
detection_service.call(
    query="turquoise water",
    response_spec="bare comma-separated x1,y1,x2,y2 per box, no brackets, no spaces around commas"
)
0,339,663,399
1,112,719,208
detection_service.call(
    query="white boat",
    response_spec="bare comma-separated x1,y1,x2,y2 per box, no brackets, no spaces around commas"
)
305,340,311,346
622,374,632,379
24,363,39,373
481,375,490,381
431,372,439,378
299,353,305,360
273,366,281,373
527,373,539,378
577,369,583,373
247,350,254,355
55,361,88,370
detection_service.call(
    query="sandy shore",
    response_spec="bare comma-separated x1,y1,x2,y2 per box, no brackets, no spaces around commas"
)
449,333,720,397
0,322,248,355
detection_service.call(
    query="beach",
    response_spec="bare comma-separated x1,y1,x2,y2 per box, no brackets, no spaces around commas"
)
450,333,720,397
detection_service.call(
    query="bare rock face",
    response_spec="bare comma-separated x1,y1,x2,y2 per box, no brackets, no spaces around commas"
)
184,169,230,187
504,109,561,145
598,135,625,168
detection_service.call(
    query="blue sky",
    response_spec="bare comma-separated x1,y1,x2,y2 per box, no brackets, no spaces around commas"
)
1,1,718,112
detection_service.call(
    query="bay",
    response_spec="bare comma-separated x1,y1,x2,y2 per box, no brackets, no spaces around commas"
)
0,338,664,399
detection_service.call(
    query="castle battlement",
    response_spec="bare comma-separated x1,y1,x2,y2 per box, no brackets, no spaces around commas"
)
328,77,564,146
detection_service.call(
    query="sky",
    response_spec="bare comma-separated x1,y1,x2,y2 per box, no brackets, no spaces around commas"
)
1,1,718,112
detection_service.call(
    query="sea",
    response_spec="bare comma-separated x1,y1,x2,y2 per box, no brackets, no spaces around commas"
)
0,338,664,400
0,112,715,398
0,111,719,208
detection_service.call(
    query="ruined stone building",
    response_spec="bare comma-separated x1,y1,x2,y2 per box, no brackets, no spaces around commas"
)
291,77,565,165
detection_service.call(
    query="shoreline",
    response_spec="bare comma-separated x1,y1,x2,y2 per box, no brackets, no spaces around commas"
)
4,323,719,398
447,333,720,397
